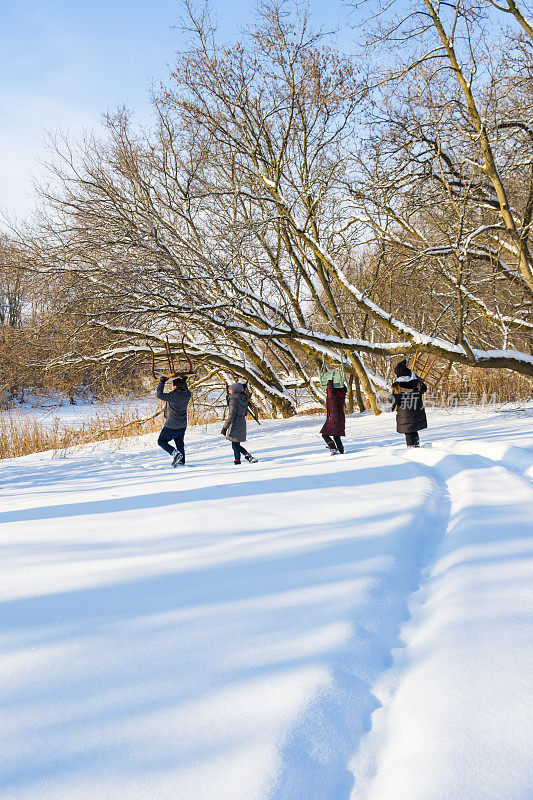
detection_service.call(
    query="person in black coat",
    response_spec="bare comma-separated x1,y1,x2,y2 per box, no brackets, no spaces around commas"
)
156,376,191,466
320,379,347,455
391,360,428,447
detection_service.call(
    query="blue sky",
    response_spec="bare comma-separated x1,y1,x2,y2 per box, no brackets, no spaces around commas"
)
0,0,350,219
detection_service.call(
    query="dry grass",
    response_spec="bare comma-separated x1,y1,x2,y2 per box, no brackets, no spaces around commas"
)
436,367,533,405
0,405,163,460
0,399,230,461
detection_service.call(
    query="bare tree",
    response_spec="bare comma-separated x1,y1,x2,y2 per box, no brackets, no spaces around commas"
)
13,1,532,417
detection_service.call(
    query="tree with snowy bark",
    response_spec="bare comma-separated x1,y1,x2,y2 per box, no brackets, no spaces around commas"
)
14,0,533,413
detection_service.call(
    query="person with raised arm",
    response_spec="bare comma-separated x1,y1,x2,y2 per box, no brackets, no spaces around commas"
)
320,379,347,455
156,375,191,467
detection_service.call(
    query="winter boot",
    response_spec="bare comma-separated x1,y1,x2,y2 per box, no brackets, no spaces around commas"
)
234,459,242,465
406,432,420,448
172,450,184,467
330,447,340,455
244,453,258,463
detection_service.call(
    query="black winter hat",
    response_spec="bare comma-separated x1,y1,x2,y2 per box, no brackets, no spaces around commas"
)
173,376,187,388
394,359,411,377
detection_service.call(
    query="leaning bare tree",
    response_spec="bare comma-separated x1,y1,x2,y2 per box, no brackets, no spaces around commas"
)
15,0,533,415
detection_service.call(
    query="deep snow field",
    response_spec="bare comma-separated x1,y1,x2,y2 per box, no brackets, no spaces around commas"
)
1,407,532,800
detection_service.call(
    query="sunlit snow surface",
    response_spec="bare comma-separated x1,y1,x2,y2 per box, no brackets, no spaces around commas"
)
1,408,532,800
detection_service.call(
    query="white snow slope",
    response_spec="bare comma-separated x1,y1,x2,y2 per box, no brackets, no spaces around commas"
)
1,408,532,800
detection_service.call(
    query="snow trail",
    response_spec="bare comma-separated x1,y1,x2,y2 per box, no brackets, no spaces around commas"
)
267,467,447,800
1,408,532,800
350,444,533,800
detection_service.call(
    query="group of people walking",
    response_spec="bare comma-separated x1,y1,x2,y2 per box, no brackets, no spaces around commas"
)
156,359,428,467
156,377,258,467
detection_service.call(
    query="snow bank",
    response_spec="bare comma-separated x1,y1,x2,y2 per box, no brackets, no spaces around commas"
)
1,409,532,800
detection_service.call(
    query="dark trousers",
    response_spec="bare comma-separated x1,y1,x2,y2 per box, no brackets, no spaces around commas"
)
322,434,344,453
158,426,186,462
405,431,420,447
232,442,248,461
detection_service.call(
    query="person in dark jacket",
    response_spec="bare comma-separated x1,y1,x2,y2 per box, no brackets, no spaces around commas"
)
321,379,347,455
391,359,428,447
221,383,258,464
156,375,192,466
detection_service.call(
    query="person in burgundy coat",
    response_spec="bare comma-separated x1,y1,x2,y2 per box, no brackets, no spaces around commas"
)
320,379,347,455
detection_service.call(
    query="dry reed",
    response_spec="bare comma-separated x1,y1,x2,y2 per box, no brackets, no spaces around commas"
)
0,398,231,460
0,405,162,460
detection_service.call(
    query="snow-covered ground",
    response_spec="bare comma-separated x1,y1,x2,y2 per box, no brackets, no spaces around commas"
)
1,408,532,800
